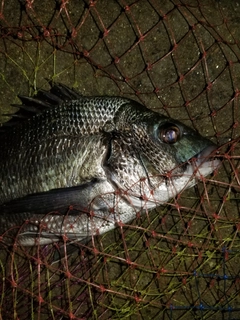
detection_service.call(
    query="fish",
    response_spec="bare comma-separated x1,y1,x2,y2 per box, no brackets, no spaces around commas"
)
0,83,220,247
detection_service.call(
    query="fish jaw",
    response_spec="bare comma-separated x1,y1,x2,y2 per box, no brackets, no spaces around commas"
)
186,144,220,181
161,144,220,201
108,144,220,210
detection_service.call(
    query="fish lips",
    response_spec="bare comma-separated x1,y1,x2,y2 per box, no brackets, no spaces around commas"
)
195,144,219,164
186,144,220,179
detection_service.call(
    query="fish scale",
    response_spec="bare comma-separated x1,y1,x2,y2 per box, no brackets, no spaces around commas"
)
0,83,219,247
0,96,129,203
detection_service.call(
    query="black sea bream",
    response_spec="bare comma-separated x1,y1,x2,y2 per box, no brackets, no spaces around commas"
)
0,84,219,245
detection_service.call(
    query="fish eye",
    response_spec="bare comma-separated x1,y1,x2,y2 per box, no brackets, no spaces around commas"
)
159,124,181,144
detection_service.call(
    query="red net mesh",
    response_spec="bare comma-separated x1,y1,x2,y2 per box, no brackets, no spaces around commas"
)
0,0,240,319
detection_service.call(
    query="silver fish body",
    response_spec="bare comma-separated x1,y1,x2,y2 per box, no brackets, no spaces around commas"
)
0,84,219,245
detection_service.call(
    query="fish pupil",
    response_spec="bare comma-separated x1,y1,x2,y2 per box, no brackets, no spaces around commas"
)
160,124,180,144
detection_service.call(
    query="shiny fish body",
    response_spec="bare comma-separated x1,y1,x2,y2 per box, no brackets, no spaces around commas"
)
0,84,219,245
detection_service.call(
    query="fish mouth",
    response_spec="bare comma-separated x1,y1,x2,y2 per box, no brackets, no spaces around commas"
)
187,144,220,178
196,144,218,163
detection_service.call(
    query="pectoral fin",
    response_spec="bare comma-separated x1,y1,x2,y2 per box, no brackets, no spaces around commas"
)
0,178,109,216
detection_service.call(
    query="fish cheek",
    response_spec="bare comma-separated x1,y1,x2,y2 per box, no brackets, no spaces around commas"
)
102,137,146,193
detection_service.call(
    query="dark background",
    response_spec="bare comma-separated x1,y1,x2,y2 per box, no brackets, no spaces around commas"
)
0,1,240,319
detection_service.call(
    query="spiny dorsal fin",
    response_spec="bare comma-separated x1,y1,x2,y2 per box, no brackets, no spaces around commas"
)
0,83,83,130
49,82,82,100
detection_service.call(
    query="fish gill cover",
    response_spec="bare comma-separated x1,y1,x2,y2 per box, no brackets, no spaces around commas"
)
0,0,239,319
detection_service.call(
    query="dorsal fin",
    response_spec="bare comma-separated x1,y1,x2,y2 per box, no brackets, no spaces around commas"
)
0,83,82,130
49,82,82,100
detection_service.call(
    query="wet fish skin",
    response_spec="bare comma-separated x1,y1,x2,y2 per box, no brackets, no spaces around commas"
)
0,84,219,245
0,95,129,203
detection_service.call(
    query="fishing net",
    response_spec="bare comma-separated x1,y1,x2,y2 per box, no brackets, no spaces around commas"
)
0,0,239,319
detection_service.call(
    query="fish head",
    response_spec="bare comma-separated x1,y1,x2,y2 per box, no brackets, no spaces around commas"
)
104,103,220,208
146,115,219,175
